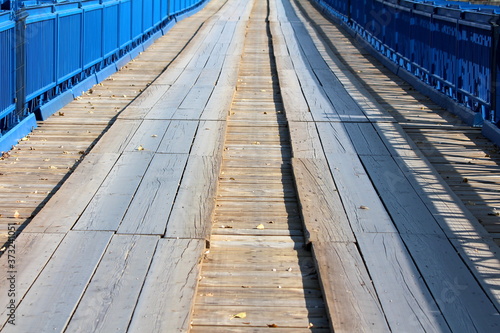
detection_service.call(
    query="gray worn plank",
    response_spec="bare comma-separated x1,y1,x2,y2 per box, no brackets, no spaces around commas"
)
127,238,204,332
200,85,234,120
178,85,214,112
401,233,500,331
312,242,389,332
0,233,64,327
292,158,355,242
157,120,199,154
65,235,159,332
91,119,142,154
24,153,120,233
344,122,390,156
118,154,188,235
1,231,113,332
321,152,397,233
191,120,226,157
166,155,220,239
316,122,357,155
124,120,171,152
356,232,451,332
73,152,153,231
288,121,323,158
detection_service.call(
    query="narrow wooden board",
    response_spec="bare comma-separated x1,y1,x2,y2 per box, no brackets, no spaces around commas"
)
312,241,389,332
355,232,451,332
166,155,220,239
73,151,153,231
1,231,113,332
344,122,391,156
23,153,120,233
292,158,355,242
178,85,215,112
200,85,234,120
118,154,188,235
65,235,158,332
288,122,323,158
127,238,204,333
0,233,64,326
316,122,357,155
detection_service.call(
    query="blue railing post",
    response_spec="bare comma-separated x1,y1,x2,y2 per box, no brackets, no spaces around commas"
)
14,7,27,122
491,19,499,125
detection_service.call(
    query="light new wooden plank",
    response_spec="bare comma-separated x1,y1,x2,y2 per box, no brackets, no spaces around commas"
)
191,120,226,156
73,151,153,231
24,153,120,233
312,242,389,332
356,232,450,332
65,235,159,332
127,238,204,333
165,155,220,239
157,120,199,154
288,122,323,158
400,233,500,331
0,233,64,327
124,120,171,152
292,158,355,242
118,153,188,235
1,231,113,332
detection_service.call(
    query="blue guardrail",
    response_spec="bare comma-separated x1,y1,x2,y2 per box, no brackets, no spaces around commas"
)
312,0,500,146
0,0,207,152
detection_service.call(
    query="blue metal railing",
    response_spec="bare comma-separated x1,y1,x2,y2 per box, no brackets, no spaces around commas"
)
0,0,206,152
313,0,500,142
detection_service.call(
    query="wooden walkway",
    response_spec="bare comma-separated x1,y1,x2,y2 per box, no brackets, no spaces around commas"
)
1,0,500,331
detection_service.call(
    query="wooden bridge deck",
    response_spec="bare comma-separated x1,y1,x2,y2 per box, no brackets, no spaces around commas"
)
1,0,500,331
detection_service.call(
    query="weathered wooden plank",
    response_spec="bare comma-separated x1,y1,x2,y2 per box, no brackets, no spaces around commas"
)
124,84,171,109
322,151,397,233
292,158,355,242
90,119,142,154
312,241,389,332
344,122,390,156
316,122,357,155
127,238,204,333
165,155,220,239
118,154,188,235
360,154,446,235
276,70,313,122
178,85,214,112
200,85,234,120
356,232,450,332
1,231,113,332
288,122,323,158
73,152,153,231
65,235,158,332
191,120,226,156
157,120,199,153
124,120,171,152
0,233,64,327
400,233,500,331
23,153,120,233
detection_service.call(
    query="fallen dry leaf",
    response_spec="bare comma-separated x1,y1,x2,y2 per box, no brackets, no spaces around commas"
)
231,312,247,319
359,205,369,210
137,145,144,151
268,324,278,327
13,211,19,218
255,224,265,230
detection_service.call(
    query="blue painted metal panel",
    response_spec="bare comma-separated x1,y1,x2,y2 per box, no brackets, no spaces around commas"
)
57,9,82,82
83,7,102,69
131,0,143,40
0,12,14,117
103,3,119,58
119,0,132,48
142,0,153,32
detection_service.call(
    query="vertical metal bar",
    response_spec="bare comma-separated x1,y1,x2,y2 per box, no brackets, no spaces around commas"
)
14,10,27,121
490,21,499,124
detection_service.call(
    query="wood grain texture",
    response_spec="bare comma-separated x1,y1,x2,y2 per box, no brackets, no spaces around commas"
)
0,233,64,327
24,153,120,233
191,120,226,157
356,232,450,332
288,121,324,158
165,155,220,239
292,158,354,242
73,152,153,231
312,241,389,332
1,231,112,332
65,235,159,333
157,120,199,153
118,153,188,235
128,238,204,333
